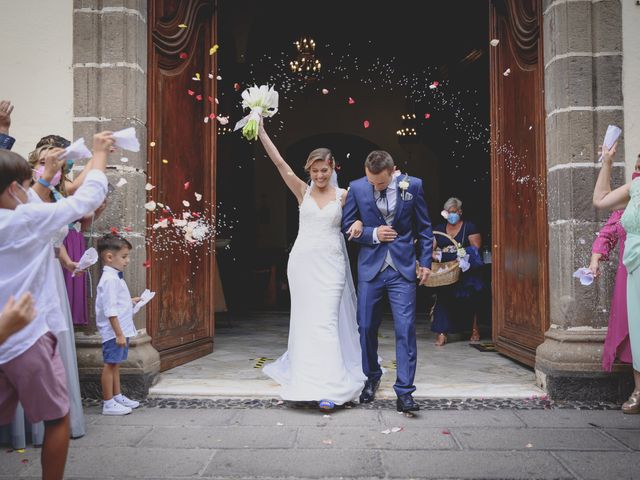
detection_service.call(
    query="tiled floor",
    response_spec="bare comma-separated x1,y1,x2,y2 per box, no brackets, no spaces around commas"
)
150,312,544,399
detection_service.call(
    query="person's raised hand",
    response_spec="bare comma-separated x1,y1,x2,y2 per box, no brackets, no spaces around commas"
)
377,225,397,242
0,100,14,135
602,142,618,165
42,148,66,180
92,131,115,153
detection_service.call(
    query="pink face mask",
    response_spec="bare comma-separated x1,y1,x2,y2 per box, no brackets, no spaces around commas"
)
34,165,61,187
633,172,640,180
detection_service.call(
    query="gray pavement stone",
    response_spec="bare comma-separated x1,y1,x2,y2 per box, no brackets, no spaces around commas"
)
455,427,623,451
87,408,239,426
232,407,382,426
69,424,152,447
204,449,384,478
22,446,215,478
380,409,526,428
554,451,640,480
381,451,573,479
139,425,297,449
604,429,640,450
514,409,640,429
0,448,39,477
296,426,458,450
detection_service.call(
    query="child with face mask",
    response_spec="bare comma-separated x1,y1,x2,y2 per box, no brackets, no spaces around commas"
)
0,132,113,480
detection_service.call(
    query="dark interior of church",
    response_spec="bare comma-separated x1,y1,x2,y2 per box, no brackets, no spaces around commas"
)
214,0,492,329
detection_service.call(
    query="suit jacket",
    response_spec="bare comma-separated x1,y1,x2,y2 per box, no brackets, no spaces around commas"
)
342,175,433,282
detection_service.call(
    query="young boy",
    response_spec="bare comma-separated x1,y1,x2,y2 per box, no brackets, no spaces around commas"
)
95,233,140,415
0,132,112,480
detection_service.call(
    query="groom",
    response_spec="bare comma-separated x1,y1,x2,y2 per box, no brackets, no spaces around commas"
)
342,150,433,412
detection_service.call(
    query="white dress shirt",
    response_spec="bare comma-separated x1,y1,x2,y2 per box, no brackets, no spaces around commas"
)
0,170,108,364
95,266,137,343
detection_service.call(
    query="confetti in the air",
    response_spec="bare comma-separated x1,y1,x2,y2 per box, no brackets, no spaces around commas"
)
490,39,500,47
503,68,511,76
348,97,356,105
216,75,222,80
192,73,201,81
162,159,169,164
116,178,127,188
196,94,203,101
363,120,370,128
120,157,128,163
149,141,156,147
217,116,229,125
178,23,187,29
195,192,202,201
145,183,155,191
179,52,188,59
424,113,431,119
144,201,157,211
143,260,151,268
322,88,329,95
184,182,190,190
188,89,195,96
209,44,219,55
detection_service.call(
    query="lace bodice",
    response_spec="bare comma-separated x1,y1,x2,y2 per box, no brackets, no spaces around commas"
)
621,178,640,236
292,186,344,255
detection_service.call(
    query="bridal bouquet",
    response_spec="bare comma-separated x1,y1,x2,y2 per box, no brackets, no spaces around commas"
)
233,85,279,141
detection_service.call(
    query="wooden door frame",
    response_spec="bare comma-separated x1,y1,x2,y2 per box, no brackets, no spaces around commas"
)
146,0,218,370
489,0,549,366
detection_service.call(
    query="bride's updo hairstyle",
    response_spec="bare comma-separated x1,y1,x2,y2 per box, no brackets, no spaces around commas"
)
304,148,335,173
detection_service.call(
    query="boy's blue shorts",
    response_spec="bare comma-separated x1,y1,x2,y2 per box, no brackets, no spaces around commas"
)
102,337,129,364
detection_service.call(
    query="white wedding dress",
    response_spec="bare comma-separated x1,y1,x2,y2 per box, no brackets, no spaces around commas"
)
263,184,366,404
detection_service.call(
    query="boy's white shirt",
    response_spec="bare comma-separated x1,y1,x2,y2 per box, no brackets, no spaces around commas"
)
0,170,107,365
95,265,137,343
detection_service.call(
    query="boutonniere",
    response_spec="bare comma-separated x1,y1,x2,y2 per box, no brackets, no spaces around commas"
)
398,174,412,200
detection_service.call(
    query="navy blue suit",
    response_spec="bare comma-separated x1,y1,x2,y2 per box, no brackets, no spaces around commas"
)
342,175,433,396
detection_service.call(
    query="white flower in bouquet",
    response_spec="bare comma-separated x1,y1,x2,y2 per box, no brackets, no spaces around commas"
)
233,85,279,141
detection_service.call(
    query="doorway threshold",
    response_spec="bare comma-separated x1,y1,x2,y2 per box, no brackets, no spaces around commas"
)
149,312,544,400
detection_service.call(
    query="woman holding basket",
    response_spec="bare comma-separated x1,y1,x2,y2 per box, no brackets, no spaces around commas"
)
429,197,484,346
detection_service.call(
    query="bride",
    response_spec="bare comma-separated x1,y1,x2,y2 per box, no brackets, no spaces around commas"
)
258,121,366,410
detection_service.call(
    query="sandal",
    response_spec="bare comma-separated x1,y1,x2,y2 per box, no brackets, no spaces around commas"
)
435,333,447,346
319,399,336,411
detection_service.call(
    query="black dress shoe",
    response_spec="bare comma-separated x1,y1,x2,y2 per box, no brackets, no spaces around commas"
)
359,379,381,403
396,394,420,412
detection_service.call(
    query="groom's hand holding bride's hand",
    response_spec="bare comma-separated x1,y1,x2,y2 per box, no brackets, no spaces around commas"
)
417,266,431,285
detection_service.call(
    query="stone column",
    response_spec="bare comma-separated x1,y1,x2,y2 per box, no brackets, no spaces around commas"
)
72,0,160,398
535,0,632,401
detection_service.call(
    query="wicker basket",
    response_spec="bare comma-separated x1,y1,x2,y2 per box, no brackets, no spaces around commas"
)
421,231,462,287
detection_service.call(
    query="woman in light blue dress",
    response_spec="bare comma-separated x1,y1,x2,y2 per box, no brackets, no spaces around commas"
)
593,144,640,414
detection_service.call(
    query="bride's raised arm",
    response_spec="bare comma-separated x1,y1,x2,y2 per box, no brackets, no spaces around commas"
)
258,122,307,204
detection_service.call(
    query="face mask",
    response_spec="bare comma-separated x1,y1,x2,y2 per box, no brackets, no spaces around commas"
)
633,172,640,180
34,165,61,187
447,213,461,225
66,158,74,171
9,183,29,206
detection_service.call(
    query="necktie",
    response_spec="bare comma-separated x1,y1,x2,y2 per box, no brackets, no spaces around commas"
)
117,271,124,279
377,188,389,218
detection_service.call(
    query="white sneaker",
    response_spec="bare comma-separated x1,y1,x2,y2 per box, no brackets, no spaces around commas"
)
114,394,140,409
102,400,132,416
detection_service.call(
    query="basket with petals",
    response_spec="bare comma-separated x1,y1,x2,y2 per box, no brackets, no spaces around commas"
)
420,231,466,287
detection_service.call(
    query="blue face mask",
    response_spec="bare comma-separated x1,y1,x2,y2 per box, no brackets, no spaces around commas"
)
447,213,460,225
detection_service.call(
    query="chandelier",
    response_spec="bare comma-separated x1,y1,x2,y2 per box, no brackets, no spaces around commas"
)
290,36,321,76
396,113,417,137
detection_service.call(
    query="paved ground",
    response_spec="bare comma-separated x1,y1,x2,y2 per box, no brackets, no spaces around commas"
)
2,401,639,479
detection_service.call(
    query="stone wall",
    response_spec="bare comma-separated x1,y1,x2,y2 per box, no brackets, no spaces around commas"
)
73,0,159,398
536,0,632,401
